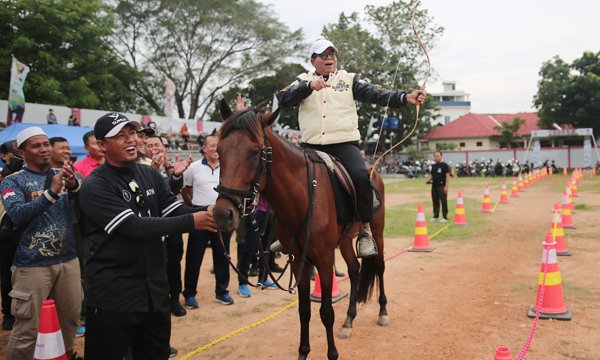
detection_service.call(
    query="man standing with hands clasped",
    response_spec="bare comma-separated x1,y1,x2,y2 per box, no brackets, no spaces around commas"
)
426,151,451,222
79,113,217,360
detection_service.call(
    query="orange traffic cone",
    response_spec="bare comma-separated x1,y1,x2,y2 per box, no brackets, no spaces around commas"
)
563,168,568,176
569,178,578,196
510,177,518,197
517,174,524,192
527,236,572,320
310,270,347,303
592,168,596,177
493,346,512,360
34,299,67,360
550,203,570,256
561,191,575,229
408,203,434,252
524,172,530,188
499,180,509,203
481,185,493,213
453,191,467,225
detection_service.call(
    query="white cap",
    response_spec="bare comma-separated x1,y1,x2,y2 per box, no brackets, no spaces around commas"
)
16,127,47,148
309,39,337,58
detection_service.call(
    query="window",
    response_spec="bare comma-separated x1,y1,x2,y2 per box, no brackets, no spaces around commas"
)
444,116,451,124
476,141,483,147
459,142,466,147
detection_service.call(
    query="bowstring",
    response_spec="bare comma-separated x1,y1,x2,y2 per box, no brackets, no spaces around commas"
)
370,2,431,178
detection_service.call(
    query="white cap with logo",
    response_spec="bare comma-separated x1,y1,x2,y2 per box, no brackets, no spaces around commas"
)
308,39,337,58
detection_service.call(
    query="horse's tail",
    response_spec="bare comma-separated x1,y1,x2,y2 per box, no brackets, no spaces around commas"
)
356,256,378,303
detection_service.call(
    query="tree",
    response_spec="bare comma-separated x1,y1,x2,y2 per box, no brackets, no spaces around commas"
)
534,51,600,135
0,0,147,112
112,0,305,120
320,1,443,149
494,117,525,148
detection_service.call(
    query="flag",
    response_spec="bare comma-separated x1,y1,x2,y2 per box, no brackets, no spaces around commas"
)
271,93,280,124
7,56,30,125
164,79,176,133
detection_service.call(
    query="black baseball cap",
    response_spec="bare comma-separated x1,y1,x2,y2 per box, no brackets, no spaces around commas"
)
137,126,156,137
94,113,141,140
0,140,15,154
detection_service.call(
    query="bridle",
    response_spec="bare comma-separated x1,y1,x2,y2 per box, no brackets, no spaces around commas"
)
214,123,272,217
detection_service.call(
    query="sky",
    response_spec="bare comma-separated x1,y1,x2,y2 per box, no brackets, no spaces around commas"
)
259,0,599,114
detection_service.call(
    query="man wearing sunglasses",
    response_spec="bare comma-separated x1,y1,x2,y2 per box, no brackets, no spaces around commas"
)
79,113,217,360
276,38,426,258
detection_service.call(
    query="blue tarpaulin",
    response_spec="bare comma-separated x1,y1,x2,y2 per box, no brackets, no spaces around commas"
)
0,123,92,161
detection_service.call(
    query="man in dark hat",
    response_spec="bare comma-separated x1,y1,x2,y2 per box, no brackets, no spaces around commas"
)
79,113,217,360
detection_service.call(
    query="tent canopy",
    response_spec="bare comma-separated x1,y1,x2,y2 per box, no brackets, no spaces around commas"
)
0,123,92,161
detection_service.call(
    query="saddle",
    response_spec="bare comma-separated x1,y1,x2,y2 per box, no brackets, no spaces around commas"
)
304,149,382,224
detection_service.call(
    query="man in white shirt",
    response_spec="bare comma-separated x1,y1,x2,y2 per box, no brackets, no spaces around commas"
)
181,134,234,308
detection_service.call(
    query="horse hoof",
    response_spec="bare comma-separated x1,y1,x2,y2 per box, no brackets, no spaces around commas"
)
338,327,352,339
378,315,390,326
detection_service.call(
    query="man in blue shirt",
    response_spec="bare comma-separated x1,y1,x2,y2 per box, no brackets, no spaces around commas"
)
1,127,82,360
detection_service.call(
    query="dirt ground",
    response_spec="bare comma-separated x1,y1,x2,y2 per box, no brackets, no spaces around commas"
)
1,174,598,359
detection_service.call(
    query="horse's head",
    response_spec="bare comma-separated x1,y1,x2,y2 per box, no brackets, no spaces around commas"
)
213,99,279,232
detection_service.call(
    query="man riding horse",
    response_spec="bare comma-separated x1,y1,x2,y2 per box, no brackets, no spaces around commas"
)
274,38,426,258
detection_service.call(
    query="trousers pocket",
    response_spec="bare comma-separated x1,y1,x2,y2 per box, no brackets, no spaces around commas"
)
9,289,33,319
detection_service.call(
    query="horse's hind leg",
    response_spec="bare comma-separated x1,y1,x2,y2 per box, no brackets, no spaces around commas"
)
371,211,389,326
315,259,339,360
338,234,360,339
296,262,312,360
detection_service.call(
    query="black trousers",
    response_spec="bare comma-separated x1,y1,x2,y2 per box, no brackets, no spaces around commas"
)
183,230,231,298
431,186,448,219
165,234,183,296
238,211,276,285
304,142,373,222
84,297,171,360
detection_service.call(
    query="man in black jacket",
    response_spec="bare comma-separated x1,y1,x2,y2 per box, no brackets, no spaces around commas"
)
80,113,216,360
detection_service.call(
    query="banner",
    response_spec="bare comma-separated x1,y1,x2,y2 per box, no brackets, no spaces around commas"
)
533,139,541,167
7,56,30,125
583,136,592,167
164,79,176,133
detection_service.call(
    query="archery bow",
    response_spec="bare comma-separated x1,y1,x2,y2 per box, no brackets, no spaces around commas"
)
370,2,431,178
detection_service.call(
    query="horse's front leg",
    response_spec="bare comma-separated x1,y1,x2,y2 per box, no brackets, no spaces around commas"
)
296,260,312,360
338,237,360,339
316,258,339,360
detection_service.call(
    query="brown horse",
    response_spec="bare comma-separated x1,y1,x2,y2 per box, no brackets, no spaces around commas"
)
213,100,387,360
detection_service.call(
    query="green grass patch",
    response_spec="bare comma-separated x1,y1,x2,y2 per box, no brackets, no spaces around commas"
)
384,197,488,242
574,203,596,211
383,176,515,195
575,176,600,194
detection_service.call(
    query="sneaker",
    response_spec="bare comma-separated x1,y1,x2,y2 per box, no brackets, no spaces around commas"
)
2,315,14,330
270,240,284,252
170,296,187,317
184,296,199,309
237,284,252,298
357,229,377,258
169,346,178,358
430,217,439,222
215,293,234,305
439,218,448,223
75,325,85,337
335,269,345,277
259,280,278,290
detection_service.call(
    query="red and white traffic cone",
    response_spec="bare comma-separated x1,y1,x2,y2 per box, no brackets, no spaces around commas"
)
550,203,570,256
499,180,509,203
561,191,575,228
527,235,572,320
408,203,434,252
34,299,67,360
517,174,524,192
310,270,346,303
510,177,518,197
481,185,493,213
453,191,467,225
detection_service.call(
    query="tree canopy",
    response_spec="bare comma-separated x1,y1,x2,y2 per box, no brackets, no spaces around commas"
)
112,0,304,119
534,51,600,135
0,0,147,112
494,117,524,148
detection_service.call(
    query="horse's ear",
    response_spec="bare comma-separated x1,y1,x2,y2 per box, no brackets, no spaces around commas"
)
219,99,233,120
260,108,280,128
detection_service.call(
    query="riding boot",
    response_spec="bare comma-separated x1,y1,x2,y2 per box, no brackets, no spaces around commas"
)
357,228,377,258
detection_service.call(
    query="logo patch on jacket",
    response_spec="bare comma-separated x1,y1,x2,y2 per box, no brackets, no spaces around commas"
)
122,190,132,202
2,188,15,200
333,80,349,92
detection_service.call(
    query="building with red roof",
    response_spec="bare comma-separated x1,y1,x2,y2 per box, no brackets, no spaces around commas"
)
420,112,540,150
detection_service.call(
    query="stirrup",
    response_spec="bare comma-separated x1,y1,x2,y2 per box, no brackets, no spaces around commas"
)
357,230,377,258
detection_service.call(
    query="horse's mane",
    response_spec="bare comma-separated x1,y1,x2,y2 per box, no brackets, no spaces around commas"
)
218,108,264,143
